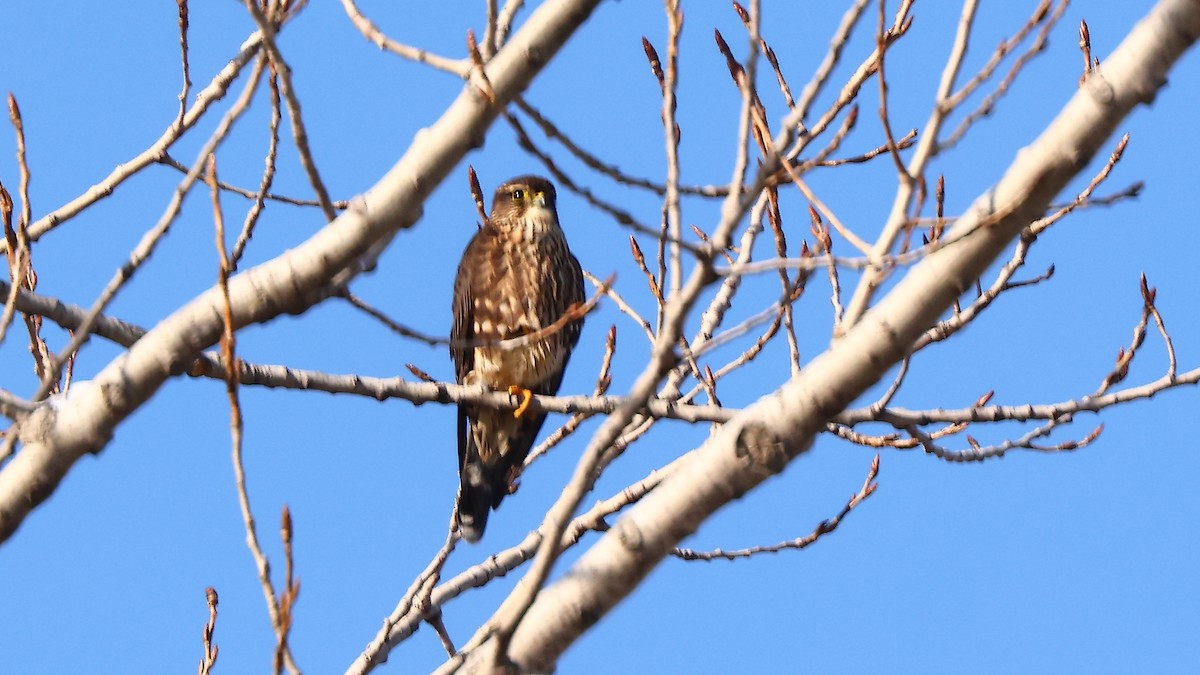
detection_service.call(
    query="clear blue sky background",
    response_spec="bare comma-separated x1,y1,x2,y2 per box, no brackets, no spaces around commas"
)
1,1,1197,673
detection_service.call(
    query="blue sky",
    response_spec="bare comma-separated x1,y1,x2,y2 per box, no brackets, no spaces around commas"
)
1,1,1197,673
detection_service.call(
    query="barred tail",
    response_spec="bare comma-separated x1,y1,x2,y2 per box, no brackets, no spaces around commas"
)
457,460,493,543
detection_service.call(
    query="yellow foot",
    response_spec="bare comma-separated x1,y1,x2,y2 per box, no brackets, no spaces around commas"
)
507,385,533,418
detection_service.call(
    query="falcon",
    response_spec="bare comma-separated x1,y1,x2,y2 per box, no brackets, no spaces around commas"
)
450,175,585,542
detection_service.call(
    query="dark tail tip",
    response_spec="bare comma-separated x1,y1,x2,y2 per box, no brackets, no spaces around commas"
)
457,463,493,543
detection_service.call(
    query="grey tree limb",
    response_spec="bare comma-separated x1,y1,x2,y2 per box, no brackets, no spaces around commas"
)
483,1,1200,669
0,0,605,544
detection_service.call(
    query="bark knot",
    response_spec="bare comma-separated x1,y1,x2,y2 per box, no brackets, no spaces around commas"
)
733,421,787,476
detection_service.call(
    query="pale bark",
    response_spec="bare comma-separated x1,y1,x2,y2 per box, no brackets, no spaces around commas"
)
0,0,605,543
479,0,1200,669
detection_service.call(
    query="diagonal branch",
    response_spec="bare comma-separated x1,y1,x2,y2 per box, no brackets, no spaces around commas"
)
0,0,608,545
495,2,1200,668
4,32,266,250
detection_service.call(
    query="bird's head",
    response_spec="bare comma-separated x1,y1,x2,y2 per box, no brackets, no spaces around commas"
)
490,175,559,234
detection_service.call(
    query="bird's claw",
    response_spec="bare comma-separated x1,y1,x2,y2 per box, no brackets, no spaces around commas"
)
507,385,533,418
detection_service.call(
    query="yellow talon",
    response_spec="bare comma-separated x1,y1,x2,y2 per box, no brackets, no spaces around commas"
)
508,385,533,418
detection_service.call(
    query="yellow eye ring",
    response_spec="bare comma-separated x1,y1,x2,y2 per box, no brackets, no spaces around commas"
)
511,189,525,200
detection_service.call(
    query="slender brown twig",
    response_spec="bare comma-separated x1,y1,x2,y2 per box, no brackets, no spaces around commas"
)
674,454,879,561
230,64,282,268
274,505,301,675
339,0,470,76
941,0,1069,151
526,324,617,466
197,587,219,675
158,153,351,209
176,0,192,127
511,97,725,197
467,165,489,228
208,154,298,675
245,0,337,222
339,290,443,347
30,43,270,404
503,110,700,253
1,95,45,384
6,32,265,250
660,0,684,299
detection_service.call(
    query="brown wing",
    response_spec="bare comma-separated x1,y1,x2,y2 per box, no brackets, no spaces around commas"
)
450,232,473,475
528,233,585,399
451,225,527,469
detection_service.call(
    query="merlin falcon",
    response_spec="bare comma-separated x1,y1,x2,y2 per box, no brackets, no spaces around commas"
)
450,175,585,542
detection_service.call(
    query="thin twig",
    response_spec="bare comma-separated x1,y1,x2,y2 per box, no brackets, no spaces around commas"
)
494,0,526,51
0,388,36,422
941,0,1068,151
6,32,265,249
917,134,1130,351
525,323,617,467
339,290,443,346
1,96,37,367
159,153,350,209
764,189,802,376
661,0,684,298
30,40,270,404
674,454,879,560
354,518,458,672
1079,19,1100,84
875,0,912,181
503,111,701,254
482,0,500,59
511,97,725,197
230,64,283,268
904,417,1102,462
176,0,192,127
274,505,300,674
245,0,337,222
208,154,297,675
809,206,844,331
339,0,470,76
583,269,656,343
1141,273,1177,379
793,0,872,126
197,587,219,675
467,165,489,228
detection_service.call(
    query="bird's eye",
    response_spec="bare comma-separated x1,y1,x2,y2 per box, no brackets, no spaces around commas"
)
511,189,525,201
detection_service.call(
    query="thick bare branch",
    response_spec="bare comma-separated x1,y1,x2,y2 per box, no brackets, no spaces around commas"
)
0,0,607,544
497,3,1200,668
